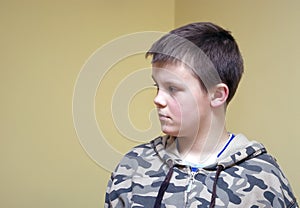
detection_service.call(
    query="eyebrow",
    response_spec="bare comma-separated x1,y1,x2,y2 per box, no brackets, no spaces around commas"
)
151,76,183,87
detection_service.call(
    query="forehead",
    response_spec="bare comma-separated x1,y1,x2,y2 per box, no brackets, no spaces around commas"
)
151,61,197,81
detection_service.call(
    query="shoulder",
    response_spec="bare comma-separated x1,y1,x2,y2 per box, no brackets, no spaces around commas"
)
112,136,164,176
241,151,298,207
240,150,288,184
123,136,163,159
250,151,288,181
105,136,170,207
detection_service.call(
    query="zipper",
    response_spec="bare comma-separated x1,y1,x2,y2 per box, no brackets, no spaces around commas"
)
185,168,197,207
186,170,196,193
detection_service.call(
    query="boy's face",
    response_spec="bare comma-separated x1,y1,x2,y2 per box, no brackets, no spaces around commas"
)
152,62,212,138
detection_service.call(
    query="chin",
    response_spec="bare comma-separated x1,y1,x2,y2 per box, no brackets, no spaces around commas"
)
162,127,196,139
161,126,179,137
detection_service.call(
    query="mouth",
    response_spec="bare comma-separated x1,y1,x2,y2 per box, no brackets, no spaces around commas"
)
158,113,171,121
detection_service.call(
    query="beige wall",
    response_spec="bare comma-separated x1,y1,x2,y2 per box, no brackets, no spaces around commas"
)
0,1,174,207
1,1,299,207
175,0,300,197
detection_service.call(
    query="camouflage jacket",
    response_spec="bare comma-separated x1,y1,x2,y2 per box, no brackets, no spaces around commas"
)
105,134,298,207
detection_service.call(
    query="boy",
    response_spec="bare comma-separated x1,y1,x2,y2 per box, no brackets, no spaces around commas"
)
105,22,298,207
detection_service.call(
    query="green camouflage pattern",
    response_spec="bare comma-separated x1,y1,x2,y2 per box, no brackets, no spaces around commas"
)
105,134,298,208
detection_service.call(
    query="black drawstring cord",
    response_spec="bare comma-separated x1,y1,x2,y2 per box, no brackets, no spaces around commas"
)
154,164,223,208
209,165,224,208
154,165,174,208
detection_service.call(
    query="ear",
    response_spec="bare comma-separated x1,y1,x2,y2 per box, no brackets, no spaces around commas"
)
210,83,229,108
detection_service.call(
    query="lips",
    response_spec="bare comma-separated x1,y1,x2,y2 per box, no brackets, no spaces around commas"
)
158,113,171,121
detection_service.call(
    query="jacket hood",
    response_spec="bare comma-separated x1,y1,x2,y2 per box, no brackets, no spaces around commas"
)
151,134,267,170
151,134,268,208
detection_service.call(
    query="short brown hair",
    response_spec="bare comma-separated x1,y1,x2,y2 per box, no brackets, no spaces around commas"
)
146,22,244,104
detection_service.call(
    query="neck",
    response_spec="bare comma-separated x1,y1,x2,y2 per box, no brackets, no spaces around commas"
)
177,111,228,164
177,129,229,164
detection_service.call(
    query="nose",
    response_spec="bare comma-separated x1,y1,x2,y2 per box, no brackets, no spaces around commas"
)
154,90,167,108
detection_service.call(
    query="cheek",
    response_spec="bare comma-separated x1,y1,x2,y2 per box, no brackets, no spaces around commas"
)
171,99,195,122
181,95,208,120
169,101,182,118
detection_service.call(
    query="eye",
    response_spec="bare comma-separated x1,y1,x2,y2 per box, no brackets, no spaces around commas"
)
168,86,178,93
